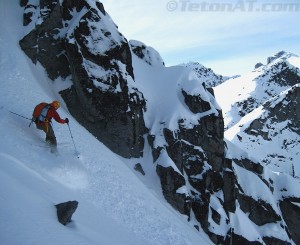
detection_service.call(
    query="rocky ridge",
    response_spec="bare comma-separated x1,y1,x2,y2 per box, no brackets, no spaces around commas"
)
227,84,300,177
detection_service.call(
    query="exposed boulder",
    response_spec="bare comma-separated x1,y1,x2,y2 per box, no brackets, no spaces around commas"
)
134,163,145,176
55,201,78,225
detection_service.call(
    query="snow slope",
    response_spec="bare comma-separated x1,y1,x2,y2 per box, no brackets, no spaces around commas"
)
0,1,212,244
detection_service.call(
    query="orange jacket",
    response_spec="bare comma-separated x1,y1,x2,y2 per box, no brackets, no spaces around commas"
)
46,105,66,124
35,104,66,124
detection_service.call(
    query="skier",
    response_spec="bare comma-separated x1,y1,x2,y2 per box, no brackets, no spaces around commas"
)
32,100,69,152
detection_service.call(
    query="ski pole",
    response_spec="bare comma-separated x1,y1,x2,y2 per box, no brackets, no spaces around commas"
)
67,122,79,158
9,111,31,120
9,111,34,127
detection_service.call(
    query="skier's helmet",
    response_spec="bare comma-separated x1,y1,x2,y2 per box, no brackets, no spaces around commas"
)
51,100,60,109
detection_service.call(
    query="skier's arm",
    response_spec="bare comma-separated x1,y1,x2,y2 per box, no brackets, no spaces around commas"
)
52,110,67,124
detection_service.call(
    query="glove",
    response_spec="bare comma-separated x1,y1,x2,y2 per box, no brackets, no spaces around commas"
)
65,118,69,124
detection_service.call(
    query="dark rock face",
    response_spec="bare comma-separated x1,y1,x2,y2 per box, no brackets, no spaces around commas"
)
280,198,300,245
151,81,296,243
55,201,78,225
222,168,236,213
182,90,211,114
19,0,70,79
19,0,147,158
151,89,231,240
156,164,188,214
229,232,262,245
263,237,292,245
233,158,263,176
238,194,281,226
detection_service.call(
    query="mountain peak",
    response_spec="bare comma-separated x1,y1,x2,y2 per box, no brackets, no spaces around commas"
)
254,51,299,70
267,51,298,65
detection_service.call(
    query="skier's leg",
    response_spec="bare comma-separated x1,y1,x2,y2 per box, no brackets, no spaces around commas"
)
46,124,57,148
36,123,57,148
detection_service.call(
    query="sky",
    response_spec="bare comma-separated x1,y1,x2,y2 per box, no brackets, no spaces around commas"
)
101,0,300,76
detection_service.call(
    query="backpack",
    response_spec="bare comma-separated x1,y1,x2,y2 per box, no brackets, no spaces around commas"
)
32,103,51,122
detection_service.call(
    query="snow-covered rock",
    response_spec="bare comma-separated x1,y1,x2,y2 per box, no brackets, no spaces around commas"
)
129,40,165,67
184,62,227,87
226,84,300,177
19,0,147,158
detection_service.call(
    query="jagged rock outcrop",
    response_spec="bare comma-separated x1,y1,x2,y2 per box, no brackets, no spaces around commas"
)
151,91,229,241
19,0,147,158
